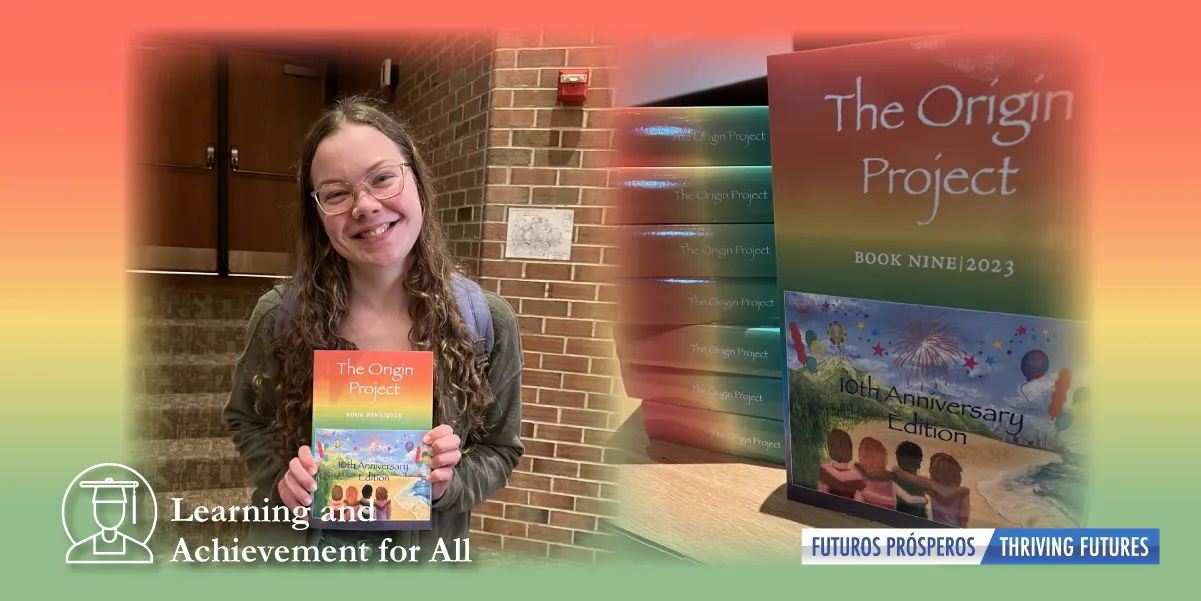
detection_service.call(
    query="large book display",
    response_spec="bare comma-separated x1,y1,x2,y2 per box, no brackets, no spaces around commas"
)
612,106,786,464
767,35,1090,529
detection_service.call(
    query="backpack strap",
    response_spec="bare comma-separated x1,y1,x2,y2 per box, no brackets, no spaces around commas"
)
272,275,495,367
450,272,495,369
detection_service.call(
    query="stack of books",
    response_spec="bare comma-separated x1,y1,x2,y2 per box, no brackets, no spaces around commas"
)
611,106,786,464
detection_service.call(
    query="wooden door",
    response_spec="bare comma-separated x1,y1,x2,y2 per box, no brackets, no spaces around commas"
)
227,50,328,276
130,41,219,272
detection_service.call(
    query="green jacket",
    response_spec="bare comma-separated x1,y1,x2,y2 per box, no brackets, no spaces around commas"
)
222,284,524,561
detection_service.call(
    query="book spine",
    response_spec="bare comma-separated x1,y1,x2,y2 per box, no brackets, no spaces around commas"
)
611,166,774,225
616,324,782,378
613,106,772,167
617,224,776,278
621,363,784,421
641,399,786,464
618,277,780,327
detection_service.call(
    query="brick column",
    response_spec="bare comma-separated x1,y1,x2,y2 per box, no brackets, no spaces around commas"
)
472,29,622,563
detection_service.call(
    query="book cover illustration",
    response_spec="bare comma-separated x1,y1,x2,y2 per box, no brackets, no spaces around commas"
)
311,350,434,531
784,292,1091,529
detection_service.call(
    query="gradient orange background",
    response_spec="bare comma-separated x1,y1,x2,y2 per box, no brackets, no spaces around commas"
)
1,0,1198,591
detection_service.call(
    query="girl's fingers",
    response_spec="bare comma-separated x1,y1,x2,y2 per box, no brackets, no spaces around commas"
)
281,473,311,508
289,457,316,492
429,449,462,470
429,433,461,456
428,467,454,484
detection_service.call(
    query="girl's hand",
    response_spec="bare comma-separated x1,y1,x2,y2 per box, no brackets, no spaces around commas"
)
279,445,318,510
424,425,462,501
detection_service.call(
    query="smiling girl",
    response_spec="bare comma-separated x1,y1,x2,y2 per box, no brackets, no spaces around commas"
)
223,95,524,560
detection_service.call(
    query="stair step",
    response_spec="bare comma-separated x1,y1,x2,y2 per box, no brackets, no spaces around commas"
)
135,393,230,440
134,318,249,356
134,353,240,395
133,276,274,321
141,437,251,493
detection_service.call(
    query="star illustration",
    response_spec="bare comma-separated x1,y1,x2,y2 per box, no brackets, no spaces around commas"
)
873,344,885,356
964,356,978,369
871,328,879,336
864,314,869,319
1042,329,1049,337
994,340,1003,349
823,302,830,311
857,322,865,330
1007,350,1013,355
1017,326,1027,335
985,356,996,366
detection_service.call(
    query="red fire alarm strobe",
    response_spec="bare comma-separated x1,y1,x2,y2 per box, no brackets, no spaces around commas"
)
558,69,590,103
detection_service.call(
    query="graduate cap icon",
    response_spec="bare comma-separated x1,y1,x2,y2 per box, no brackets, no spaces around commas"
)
63,464,157,565
81,478,140,524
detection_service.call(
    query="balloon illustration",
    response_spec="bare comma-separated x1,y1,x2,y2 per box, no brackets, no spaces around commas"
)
790,322,808,364
1055,412,1074,431
827,322,847,347
1020,350,1050,381
810,340,826,360
1049,369,1072,419
806,357,817,373
805,329,818,346
405,441,415,452
1018,349,1050,407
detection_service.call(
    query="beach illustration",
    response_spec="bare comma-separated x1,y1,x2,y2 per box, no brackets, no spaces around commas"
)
785,292,1091,529
311,428,432,529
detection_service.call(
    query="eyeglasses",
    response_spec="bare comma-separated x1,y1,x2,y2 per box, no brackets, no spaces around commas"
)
311,163,412,215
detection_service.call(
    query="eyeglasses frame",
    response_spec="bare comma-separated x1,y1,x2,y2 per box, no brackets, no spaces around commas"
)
310,162,413,216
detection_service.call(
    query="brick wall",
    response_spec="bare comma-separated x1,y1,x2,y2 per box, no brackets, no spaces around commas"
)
472,29,621,563
339,29,624,564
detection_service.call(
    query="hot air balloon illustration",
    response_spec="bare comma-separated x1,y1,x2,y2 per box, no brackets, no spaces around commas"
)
827,322,847,348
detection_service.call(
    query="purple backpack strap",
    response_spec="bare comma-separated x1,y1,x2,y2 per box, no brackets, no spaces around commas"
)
274,276,494,361
450,272,495,362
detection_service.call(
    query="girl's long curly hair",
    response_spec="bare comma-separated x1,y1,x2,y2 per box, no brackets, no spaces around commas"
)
254,95,492,465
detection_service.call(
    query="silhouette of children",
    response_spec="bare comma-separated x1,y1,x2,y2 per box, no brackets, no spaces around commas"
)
892,441,930,519
342,486,361,521
327,485,347,519
892,452,972,527
374,487,391,521
360,484,374,511
854,437,895,510
818,429,865,499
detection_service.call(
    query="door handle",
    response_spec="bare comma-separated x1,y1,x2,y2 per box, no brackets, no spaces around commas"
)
228,145,293,179
206,143,215,169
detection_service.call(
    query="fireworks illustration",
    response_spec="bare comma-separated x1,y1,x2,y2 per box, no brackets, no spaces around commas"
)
889,311,968,387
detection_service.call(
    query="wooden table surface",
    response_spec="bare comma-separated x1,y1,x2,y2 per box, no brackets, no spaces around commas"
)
606,404,879,565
